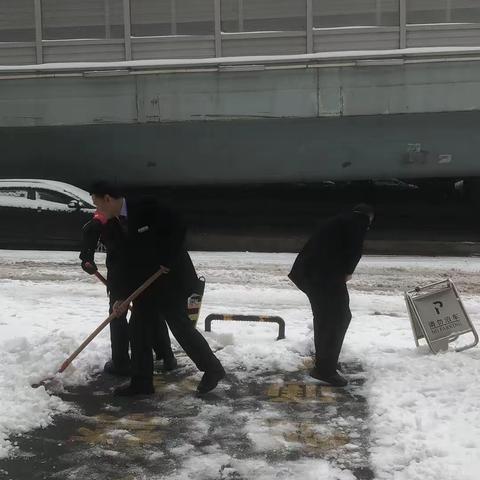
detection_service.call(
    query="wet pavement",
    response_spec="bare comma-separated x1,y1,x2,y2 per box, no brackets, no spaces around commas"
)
0,357,373,480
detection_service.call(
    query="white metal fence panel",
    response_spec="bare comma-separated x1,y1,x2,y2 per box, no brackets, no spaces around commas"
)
314,27,399,52
43,41,125,63
407,0,480,24
0,44,36,65
131,36,215,60
407,24,480,48
313,0,399,27
0,0,35,42
222,32,306,56
42,0,124,40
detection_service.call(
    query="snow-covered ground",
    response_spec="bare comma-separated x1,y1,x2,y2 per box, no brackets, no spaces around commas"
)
0,250,479,479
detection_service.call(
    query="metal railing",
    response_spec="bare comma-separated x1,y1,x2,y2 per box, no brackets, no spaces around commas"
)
0,0,479,66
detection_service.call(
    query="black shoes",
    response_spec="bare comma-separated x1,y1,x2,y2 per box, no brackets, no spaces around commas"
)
163,356,178,371
104,360,131,377
197,367,226,394
309,368,348,387
114,379,155,397
155,351,178,371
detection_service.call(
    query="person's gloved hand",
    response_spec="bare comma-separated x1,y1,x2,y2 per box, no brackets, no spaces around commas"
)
81,260,98,275
113,299,128,317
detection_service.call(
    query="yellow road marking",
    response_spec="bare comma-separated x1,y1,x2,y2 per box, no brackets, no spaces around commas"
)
70,413,165,447
265,383,339,404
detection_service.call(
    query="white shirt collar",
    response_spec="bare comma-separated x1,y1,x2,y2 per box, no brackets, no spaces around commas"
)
119,198,127,217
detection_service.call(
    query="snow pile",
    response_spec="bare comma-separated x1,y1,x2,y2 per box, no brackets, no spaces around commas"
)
164,448,356,480
346,293,480,480
0,251,111,458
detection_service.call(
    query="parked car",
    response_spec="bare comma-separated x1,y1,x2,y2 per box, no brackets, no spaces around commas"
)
370,178,419,191
0,179,95,249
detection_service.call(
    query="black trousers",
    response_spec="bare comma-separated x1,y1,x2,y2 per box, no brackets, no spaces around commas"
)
109,296,130,368
129,294,222,384
108,294,173,369
305,281,352,375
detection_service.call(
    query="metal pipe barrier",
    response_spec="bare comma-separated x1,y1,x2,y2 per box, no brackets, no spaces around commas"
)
204,314,286,340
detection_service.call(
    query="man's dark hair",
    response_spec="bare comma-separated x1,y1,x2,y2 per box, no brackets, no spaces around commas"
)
89,181,123,199
352,203,374,217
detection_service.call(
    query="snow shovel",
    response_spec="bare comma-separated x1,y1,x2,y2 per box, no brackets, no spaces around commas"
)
33,265,169,389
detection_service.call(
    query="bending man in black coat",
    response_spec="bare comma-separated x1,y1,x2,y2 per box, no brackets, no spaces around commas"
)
288,204,374,387
90,182,225,396
79,212,177,376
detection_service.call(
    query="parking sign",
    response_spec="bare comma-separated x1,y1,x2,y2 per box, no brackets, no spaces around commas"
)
405,279,478,354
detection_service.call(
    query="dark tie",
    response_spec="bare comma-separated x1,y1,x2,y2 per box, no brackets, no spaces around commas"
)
118,215,128,234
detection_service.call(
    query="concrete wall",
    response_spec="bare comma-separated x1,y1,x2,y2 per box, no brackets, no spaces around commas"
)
1,55,480,185
1,58,480,127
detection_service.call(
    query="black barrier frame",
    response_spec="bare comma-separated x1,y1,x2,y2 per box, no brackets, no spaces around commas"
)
204,314,286,340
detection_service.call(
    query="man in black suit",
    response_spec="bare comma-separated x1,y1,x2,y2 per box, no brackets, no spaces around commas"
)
288,204,374,387
90,182,225,396
79,212,177,376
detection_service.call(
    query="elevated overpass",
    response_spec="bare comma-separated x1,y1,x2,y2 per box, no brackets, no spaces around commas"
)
1,0,480,188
